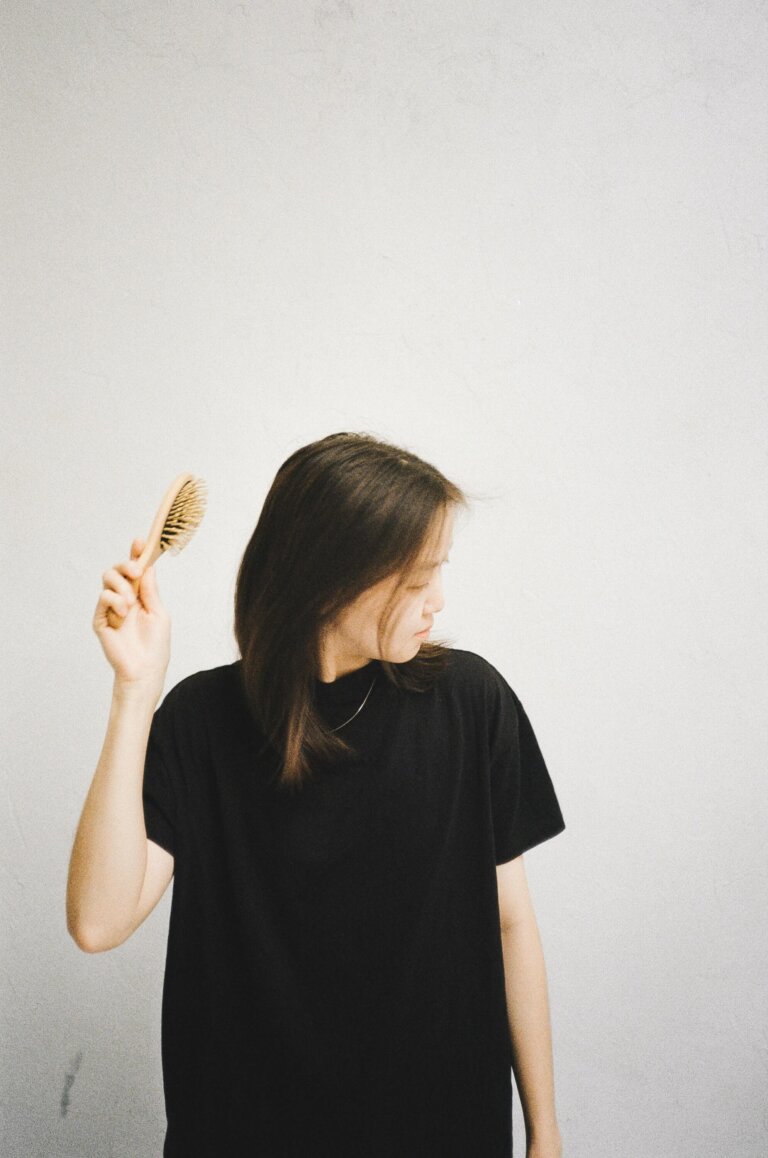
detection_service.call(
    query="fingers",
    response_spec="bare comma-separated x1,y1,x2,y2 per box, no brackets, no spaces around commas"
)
97,588,132,621
100,567,137,616
97,540,162,631
103,562,139,592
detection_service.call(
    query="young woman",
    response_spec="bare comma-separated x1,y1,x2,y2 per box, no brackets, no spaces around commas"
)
68,431,566,1158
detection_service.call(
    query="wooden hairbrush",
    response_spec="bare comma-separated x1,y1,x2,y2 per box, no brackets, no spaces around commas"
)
106,472,208,630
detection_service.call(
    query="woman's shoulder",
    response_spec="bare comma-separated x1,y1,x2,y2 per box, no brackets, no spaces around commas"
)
440,647,515,704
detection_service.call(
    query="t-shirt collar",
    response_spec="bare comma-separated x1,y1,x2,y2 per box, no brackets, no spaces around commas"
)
313,658,379,706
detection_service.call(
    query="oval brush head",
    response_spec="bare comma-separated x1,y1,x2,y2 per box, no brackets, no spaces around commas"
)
107,472,208,630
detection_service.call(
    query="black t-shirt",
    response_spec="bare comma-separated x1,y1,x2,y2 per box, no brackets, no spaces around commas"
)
142,646,566,1157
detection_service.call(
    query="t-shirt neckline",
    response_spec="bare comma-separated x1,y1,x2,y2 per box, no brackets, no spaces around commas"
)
313,658,379,704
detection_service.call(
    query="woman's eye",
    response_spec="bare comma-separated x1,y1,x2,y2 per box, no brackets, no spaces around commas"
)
409,561,449,591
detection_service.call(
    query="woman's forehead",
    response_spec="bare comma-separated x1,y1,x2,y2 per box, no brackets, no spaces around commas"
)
419,510,455,563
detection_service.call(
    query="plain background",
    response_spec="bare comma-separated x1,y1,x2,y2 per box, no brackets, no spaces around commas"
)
2,2,767,1155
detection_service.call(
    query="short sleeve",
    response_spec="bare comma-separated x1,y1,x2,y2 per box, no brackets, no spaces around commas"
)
142,691,179,857
487,668,566,865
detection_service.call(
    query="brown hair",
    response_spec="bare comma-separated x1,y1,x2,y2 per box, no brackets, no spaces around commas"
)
233,431,479,791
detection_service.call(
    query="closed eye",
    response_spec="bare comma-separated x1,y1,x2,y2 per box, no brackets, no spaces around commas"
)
409,559,449,590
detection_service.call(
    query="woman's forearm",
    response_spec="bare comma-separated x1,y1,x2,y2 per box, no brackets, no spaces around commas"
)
500,914,561,1146
66,680,159,951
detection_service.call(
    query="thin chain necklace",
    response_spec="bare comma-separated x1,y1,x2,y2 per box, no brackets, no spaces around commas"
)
329,675,377,732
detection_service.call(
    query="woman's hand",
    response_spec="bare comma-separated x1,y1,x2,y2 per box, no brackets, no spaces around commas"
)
92,537,171,694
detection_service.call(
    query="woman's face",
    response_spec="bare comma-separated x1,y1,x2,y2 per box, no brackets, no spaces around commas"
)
317,509,455,682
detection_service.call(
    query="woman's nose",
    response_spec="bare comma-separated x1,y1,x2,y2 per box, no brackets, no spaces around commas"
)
427,577,445,615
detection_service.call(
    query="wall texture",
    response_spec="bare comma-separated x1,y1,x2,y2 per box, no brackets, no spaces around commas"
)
2,1,766,1154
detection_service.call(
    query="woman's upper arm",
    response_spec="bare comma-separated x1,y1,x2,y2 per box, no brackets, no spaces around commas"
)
495,853,536,932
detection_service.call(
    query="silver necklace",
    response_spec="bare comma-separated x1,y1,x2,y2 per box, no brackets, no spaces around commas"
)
329,675,377,732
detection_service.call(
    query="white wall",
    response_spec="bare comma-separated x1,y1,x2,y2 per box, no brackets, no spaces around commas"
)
3,2,766,1154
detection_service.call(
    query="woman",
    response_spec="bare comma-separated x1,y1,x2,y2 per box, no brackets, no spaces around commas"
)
68,431,566,1157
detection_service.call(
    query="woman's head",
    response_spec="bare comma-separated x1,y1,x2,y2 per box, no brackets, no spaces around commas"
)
234,431,475,789
317,501,455,680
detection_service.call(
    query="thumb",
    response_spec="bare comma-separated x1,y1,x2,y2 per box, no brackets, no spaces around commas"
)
138,561,160,609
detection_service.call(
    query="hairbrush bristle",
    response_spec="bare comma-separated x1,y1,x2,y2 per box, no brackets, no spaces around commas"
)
160,476,208,554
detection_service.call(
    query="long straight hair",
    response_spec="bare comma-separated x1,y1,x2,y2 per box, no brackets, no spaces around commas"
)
233,432,477,791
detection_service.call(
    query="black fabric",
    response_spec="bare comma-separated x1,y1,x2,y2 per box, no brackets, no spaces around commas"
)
142,647,565,1157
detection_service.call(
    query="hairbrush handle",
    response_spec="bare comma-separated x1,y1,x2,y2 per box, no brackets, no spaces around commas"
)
106,473,207,630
